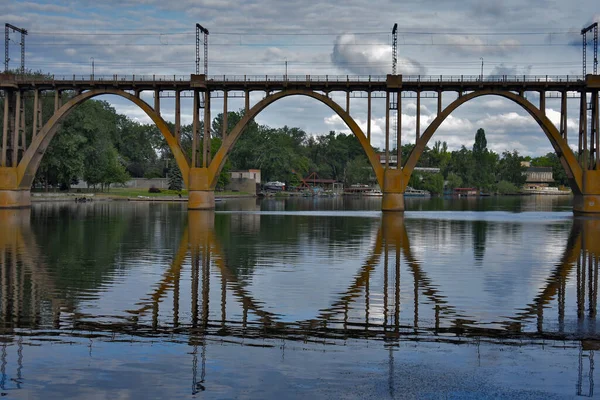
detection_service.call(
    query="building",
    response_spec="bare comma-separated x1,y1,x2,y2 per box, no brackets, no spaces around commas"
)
453,187,478,196
377,153,440,174
230,169,261,184
523,166,554,189
226,169,261,194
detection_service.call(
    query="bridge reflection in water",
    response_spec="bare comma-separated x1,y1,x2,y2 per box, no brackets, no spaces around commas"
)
0,207,599,396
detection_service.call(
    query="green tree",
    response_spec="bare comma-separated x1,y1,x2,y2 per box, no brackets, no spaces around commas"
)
422,173,444,195
531,152,569,187
496,180,519,194
445,172,463,190
345,156,372,185
498,150,527,186
445,146,475,187
471,128,496,190
168,164,183,191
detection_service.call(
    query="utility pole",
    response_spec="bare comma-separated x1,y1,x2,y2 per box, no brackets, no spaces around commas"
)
581,22,598,76
391,23,398,75
480,57,484,80
90,57,94,79
4,23,28,74
196,23,209,75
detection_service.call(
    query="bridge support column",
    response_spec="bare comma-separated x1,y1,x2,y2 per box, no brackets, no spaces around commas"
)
573,170,600,216
188,167,215,210
381,169,405,212
0,168,30,208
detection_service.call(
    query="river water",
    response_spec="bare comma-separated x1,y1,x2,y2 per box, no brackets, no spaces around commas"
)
0,195,598,399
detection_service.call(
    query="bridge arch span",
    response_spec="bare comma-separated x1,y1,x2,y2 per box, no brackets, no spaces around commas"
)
207,89,384,190
402,90,583,193
16,89,190,189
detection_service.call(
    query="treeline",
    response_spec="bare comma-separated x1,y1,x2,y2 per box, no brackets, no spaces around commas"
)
0,87,373,189
407,128,570,194
0,78,573,193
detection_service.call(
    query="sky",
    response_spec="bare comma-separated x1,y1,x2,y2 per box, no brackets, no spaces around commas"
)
3,0,600,156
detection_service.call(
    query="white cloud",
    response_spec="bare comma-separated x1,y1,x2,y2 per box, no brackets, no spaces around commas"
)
5,0,596,156
331,34,424,75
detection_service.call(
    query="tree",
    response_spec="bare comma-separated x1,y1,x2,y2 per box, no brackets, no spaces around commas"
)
471,128,496,190
421,173,444,195
345,156,372,185
445,172,463,190
168,164,183,191
531,152,569,187
445,146,475,187
496,180,519,194
498,150,527,186
473,128,487,155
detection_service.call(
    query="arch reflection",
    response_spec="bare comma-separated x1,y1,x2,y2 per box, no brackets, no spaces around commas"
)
2,210,599,339
0,208,599,396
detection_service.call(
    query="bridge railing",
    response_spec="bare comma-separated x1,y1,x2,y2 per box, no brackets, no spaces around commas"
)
0,74,190,82
0,73,587,84
402,75,583,83
207,75,388,82
206,74,584,83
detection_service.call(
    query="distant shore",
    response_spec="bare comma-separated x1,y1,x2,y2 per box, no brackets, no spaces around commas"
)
30,189,255,203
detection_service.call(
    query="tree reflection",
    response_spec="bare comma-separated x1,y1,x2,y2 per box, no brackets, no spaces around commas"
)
1,207,600,396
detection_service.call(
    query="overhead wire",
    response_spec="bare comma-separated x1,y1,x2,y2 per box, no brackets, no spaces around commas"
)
24,42,580,47
27,29,580,36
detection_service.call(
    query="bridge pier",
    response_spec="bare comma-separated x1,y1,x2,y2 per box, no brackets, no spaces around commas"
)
0,189,30,208
573,171,600,216
381,169,405,212
188,167,215,210
573,194,600,216
0,168,30,208
189,190,215,210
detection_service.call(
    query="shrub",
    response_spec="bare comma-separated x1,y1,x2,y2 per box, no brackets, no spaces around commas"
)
496,180,519,194
148,186,161,193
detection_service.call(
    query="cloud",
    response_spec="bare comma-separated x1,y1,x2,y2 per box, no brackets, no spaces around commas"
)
331,34,424,75
489,63,532,76
5,0,597,157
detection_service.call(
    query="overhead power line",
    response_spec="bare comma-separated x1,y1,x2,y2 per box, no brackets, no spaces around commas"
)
27,29,581,36
24,42,581,48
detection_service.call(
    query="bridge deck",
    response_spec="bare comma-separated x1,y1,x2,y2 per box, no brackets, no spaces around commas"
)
0,74,590,92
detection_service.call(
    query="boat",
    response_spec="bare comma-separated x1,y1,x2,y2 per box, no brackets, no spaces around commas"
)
263,181,286,191
361,189,383,197
404,187,431,197
343,185,382,196
522,186,571,195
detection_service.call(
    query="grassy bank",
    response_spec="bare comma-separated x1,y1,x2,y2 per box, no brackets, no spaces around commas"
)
33,188,254,199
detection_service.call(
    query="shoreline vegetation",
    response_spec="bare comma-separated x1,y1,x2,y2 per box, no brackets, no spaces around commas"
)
0,73,578,197
29,189,572,204
30,188,254,202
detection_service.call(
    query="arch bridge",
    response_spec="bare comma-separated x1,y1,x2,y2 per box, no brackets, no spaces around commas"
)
0,73,599,214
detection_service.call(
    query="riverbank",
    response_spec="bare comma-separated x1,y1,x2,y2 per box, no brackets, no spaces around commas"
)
31,189,255,202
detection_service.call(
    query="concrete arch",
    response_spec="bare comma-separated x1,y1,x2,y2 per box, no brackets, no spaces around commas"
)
16,89,190,189
402,90,583,193
207,89,384,189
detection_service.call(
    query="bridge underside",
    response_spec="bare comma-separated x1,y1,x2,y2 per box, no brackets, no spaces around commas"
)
0,73,599,214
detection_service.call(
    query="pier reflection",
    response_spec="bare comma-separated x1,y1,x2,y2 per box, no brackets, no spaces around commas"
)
0,207,600,396
1,210,600,338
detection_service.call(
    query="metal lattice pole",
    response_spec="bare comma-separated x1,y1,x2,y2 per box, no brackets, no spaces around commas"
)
196,24,209,75
4,24,28,74
19,30,25,74
4,25,8,73
203,30,208,76
392,23,398,75
582,22,598,76
594,23,598,75
583,31,587,76
195,24,200,75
